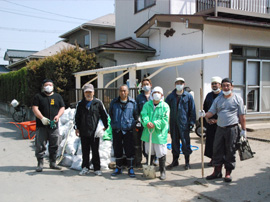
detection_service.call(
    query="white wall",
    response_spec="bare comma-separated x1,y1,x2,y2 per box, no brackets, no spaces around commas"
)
203,25,270,100
170,0,196,14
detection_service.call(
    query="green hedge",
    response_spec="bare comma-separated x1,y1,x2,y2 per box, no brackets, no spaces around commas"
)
0,47,96,107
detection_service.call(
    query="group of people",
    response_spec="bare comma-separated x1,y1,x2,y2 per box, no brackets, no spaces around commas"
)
32,75,246,183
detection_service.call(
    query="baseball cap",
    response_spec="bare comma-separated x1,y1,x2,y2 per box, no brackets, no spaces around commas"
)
222,78,233,84
152,86,163,95
83,84,94,92
211,76,222,84
42,79,53,85
175,77,185,83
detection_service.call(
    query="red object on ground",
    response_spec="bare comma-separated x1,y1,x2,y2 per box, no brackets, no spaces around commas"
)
9,121,36,140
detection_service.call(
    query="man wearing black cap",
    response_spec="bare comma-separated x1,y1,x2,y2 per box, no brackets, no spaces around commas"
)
200,78,247,182
32,79,65,172
74,84,108,176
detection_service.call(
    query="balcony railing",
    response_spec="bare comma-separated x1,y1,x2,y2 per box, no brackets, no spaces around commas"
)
197,0,270,14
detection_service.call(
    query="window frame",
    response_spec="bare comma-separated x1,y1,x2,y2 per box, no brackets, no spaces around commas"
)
134,0,156,13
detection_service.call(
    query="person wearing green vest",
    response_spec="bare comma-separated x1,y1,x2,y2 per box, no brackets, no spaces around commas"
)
140,86,170,180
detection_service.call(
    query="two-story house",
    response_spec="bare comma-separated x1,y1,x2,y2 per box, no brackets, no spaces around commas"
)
110,0,270,119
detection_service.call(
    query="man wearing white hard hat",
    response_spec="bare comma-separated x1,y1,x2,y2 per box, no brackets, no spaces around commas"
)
140,86,170,180
165,77,196,170
203,76,222,166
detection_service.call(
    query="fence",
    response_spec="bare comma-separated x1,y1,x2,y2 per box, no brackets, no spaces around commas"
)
197,0,270,14
69,88,139,110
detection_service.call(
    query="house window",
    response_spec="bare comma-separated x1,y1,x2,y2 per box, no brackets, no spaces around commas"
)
98,33,107,46
232,45,270,113
84,34,90,48
135,0,156,13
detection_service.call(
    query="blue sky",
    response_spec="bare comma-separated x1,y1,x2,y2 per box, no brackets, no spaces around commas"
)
0,0,115,64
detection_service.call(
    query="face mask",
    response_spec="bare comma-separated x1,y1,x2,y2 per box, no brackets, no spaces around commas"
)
44,86,53,93
212,88,221,93
153,93,161,101
223,90,231,96
142,86,151,92
176,84,184,91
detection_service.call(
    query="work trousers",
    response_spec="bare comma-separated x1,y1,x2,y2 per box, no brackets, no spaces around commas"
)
204,124,217,158
113,130,135,160
171,125,192,157
212,125,239,170
35,127,60,162
80,136,100,171
133,128,146,165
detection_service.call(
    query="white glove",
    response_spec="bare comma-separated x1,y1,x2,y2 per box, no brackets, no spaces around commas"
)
41,117,50,125
136,122,142,128
240,130,247,138
199,110,206,117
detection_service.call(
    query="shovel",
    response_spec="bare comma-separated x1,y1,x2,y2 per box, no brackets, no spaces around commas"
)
143,128,156,179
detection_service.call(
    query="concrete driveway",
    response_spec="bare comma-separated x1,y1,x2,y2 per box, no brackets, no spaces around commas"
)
0,112,269,202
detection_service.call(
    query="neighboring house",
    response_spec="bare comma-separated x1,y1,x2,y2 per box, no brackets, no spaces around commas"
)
0,65,10,74
5,41,77,71
75,0,270,119
60,13,115,49
4,49,37,66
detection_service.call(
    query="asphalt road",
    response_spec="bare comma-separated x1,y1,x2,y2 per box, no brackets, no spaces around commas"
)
0,112,270,202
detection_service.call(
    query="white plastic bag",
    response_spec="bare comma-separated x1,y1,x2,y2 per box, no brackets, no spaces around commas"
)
11,99,19,107
94,119,105,138
70,155,82,171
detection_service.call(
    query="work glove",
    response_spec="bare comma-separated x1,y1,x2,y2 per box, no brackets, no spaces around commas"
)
240,129,247,138
41,117,50,125
136,122,142,128
199,110,206,117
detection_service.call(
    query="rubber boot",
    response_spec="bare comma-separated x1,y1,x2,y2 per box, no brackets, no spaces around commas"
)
206,165,223,180
50,162,62,170
127,158,136,178
166,155,179,170
224,169,232,182
36,159,43,172
159,156,166,180
111,158,123,176
184,155,191,170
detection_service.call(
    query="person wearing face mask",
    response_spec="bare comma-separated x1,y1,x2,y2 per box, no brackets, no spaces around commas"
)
203,76,222,166
140,86,170,180
165,77,196,170
135,78,153,167
32,79,65,172
109,84,138,178
74,84,109,176
199,78,246,183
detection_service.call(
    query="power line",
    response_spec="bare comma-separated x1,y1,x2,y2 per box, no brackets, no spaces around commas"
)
3,0,90,21
0,9,82,24
0,26,64,33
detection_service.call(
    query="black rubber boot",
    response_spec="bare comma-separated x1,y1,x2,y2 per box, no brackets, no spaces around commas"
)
184,155,191,170
159,156,166,180
127,158,135,178
166,155,179,170
111,158,123,176
206,165,223,180
49,162,62,170
36,159,43,172
146,155,155,165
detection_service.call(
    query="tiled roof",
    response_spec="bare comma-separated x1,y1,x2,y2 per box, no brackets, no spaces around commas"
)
91,37,156,53
0,65,10,73
4,49,37,60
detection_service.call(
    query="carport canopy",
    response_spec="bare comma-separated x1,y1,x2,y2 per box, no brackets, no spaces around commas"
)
73,50,232,89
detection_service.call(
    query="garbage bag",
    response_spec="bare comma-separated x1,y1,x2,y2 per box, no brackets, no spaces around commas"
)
237,136,255,161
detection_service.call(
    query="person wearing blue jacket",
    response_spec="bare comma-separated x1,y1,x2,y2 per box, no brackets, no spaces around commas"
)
165,77,196,170
135,78,152,167
109,84,138,177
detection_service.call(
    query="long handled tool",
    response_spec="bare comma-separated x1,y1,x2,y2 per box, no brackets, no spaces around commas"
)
143,128,156,179
194,88,208,187
56,122,73,165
